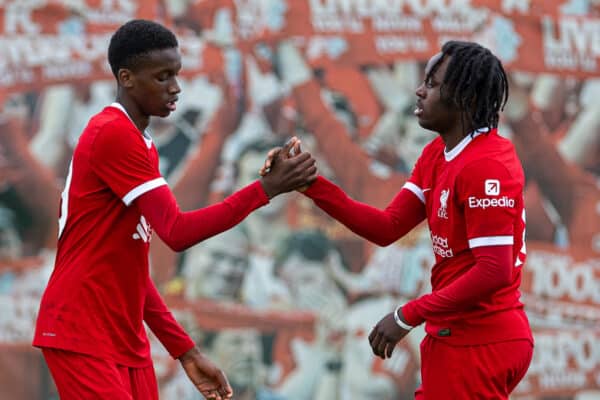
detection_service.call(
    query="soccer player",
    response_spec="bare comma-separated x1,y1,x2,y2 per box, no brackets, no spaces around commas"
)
33,20,317,400
263,41,533,399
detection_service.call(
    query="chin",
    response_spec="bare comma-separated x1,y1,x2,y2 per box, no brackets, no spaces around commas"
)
417,119,438,133
417,118,431,130
155,109,172,118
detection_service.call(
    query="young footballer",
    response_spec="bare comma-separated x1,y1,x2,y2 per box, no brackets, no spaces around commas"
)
33,20,316,400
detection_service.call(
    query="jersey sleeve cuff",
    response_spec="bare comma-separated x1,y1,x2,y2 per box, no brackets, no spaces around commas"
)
233,180,270,209
122,177,167,206
169,337,196,360
303,175,330,198
401,300,425,327
250,180,270,205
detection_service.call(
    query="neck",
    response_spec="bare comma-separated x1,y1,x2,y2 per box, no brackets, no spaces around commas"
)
115,91,150,132
440,125,470,151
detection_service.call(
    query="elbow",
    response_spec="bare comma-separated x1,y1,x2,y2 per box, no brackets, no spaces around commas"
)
498,272,513,289
161,237,189,253
373,236,396,247
487,271,513,294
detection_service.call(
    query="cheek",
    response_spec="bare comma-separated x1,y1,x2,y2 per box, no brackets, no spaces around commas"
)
137,82,163,100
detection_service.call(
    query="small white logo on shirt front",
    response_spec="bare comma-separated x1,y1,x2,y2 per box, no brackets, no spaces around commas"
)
132,215,152,243
431,233,454,258
438,189,449,219
485,179,500,196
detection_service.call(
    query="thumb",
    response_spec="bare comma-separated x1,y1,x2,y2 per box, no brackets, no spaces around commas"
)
292,140,302,156
259,147,282,176
282,136,298,158
216,370,233,397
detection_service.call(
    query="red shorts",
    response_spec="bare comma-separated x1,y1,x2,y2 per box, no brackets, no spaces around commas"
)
42,348,158,400
415,336,533,400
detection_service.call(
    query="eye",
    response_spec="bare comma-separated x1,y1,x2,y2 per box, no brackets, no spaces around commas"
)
425,78,434,89
156,72,170,82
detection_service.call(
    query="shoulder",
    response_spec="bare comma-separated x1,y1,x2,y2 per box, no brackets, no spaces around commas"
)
416,135,444,165
456,157,523,199
473,131,524,179
423,135,444,154
89,107,140,149
460,157,512,178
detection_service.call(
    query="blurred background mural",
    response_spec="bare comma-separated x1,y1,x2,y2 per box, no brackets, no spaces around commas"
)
1,0,599,399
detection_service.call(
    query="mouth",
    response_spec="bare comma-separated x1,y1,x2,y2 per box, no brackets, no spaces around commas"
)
166,98,178,112
414,102,424,117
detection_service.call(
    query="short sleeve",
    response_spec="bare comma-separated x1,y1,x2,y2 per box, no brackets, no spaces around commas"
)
456,158,521,248
91,123,166,206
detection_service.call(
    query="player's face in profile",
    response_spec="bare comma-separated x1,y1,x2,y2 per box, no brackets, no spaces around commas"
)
128,47,182,118
414,53,459,133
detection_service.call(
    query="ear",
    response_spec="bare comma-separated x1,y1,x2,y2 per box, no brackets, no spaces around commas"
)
117,68,134,89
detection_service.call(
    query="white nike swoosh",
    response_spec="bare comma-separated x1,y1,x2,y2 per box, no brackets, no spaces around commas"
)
423,188,431,192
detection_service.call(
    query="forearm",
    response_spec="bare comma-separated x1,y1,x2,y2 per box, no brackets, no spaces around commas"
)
144,278,195,358
402,246,512,326
304,176,425,246
150,128,229,283
136,181,268,252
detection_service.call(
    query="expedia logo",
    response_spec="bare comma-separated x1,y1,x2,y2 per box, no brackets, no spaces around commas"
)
468,196,515,209
431,233,453,258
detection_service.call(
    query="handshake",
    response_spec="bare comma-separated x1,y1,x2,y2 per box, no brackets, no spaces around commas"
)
258,136,317,199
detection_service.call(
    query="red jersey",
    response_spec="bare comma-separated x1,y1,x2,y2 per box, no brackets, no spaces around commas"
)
34,104,193,367
402,129,531,345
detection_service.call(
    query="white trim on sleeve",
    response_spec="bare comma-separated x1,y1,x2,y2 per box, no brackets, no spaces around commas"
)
403,182,425,204
469,235,514,248
122,177,167,206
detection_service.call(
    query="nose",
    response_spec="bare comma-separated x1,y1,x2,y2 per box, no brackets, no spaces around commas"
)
169,77,181,95
415,83,425,99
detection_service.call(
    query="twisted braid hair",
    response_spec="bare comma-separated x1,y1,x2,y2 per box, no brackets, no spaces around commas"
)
427,41,509,131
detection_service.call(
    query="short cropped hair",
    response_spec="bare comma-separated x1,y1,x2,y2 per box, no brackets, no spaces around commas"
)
108,19,178,78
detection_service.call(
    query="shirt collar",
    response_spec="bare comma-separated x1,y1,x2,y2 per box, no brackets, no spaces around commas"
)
109,102,153,148
444,127,490,162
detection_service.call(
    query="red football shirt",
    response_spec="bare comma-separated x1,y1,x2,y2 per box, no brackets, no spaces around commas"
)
402,129,531,345
303,128,532,346
33,104,193,367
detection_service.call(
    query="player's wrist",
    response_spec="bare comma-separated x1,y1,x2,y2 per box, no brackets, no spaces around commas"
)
394,306,413,331
178,345,201,363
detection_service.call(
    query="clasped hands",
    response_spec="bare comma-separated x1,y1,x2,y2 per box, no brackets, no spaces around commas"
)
259,136,317,198
259,137,412,360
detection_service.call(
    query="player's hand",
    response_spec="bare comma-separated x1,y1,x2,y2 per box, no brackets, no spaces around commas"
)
259,138,316,198
368,310,410,360
258,136,301,176
179,347,233,400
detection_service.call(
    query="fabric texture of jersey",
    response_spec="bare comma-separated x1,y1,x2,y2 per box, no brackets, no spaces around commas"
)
401,129,531,345
33,104,193,367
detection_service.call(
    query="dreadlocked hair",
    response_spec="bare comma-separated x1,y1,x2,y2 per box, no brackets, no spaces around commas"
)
429,41,509,130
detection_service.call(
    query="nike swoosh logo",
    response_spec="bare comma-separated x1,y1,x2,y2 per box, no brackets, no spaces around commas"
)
423,188,431,192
